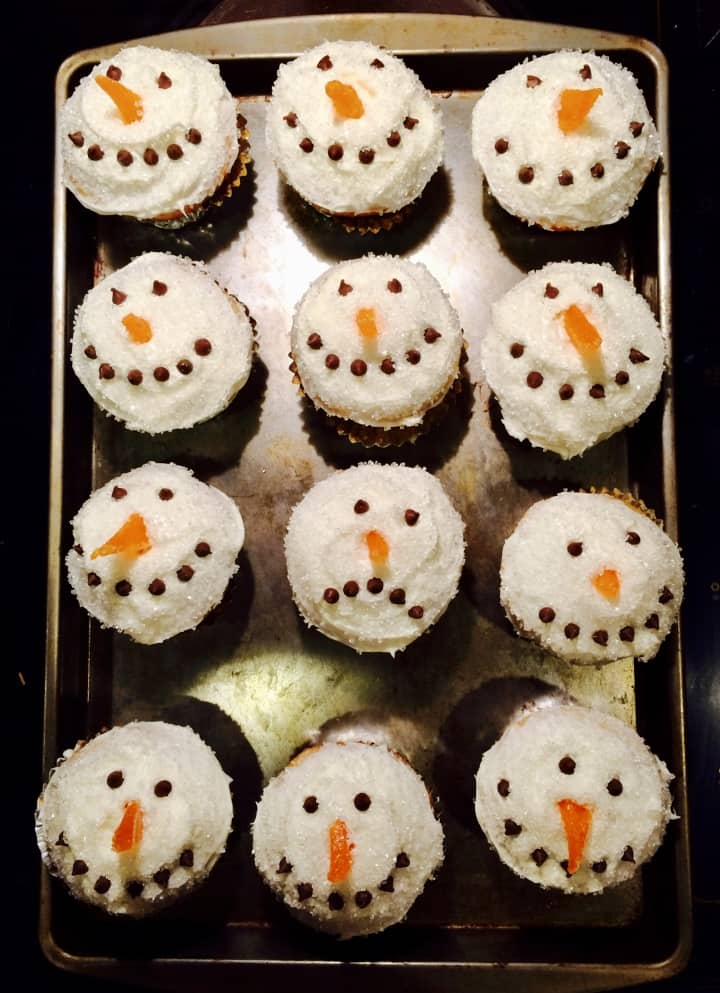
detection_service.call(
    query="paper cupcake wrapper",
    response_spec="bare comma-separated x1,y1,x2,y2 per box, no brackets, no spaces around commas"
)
289,342,469,448
583,487,664,528
148,112,252,230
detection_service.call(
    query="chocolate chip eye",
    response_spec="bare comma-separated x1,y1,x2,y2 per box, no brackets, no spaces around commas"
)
497,778,510,797
558,756,576,775
154,780,172,797
106,770,124,789
607,778,623,796
303,795,319,813
354,792,371,811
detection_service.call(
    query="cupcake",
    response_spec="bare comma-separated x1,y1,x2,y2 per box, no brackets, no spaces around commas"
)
36,721,233,915
66,461,245,644
284,463,465,656
471,50,660,230
60,45,250,226
252,741,444,937
499,491,683,665
267,40,442,230
474,703,675,894
290,255,464,445
481,261,666,459
71,252,256,434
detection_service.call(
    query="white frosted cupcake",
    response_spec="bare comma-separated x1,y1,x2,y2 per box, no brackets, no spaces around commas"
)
284,463,465,655
500,491,683,664
474,704,675,894
71,252,256,434
36,722,233,915
290,255,464,445
66,462,245,644
471,50,660,230
252,741,443,937
481,261,666,458
267,40,442,229
60,45,250,226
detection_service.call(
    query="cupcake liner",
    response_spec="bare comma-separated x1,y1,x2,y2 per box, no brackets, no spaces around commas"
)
584,486,664,528
314,202,415,236
290,343,469,447
148,114,252,230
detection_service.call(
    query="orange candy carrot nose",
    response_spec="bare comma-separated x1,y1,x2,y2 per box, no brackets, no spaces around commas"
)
122,314,153,344
557,798,593,875
91,513,152,560
327,818,354,883
325,80,364,119
112,800,144,853
557,87,603,134
356,307,378,340
95,75,144,124
365,529,389,568
561,305,602,356
592,568,621,600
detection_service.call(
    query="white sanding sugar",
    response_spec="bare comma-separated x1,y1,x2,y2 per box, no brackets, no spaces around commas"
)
252,741,444,937
500,491,684,664
36,722,233,915
66,461,245,644
72,252,255,434
284,463,465,655
471,50,660,230
267,40,442,215
291,255,463,429
481,261,666,458
60,46,240,221
474,704,675,894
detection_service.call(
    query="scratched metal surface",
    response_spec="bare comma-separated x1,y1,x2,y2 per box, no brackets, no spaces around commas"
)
46,15,687,990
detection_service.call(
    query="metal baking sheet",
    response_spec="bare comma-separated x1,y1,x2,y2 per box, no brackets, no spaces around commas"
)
45,13,690,992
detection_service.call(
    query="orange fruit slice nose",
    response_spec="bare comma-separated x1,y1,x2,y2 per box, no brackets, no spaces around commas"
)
325,80,365,119
91,513,152,560
365,529,389,568
327,818,354,883
557,87,603,134
592,568,621,601
121,314,153,344
95,75,144,124
355,307,378,340
561,305,602,355
557,798,593,875
112,800,144,853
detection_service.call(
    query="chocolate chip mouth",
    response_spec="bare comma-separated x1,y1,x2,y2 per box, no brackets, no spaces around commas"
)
277,850,412,911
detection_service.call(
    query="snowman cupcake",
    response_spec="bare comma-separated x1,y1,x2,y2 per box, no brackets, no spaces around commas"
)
481,261,666,458
72,253,256,434
252,741,444,937
36,721,233,915
500,491,684,664
66,461,245,644
284,463,465,655
474,704,675,894
60,45,250,226
267,40,442,230
471,50,660,230
290,255,464,445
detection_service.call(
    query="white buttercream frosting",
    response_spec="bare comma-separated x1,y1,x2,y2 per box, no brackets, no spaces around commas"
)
252,741,444,937
284,463,465,655
291,255,463,429
36,722,233,915
475,704,675,894
267,41,442,214
66,462,245,644
500,491,684,664
481,261,666,458
71,252,255,434
471,50,660,230
60,46,240,220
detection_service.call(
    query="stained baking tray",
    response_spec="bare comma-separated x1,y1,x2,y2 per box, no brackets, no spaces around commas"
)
45,13,690,993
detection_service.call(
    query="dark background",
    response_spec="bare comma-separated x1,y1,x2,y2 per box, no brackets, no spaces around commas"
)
12,2,718,992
